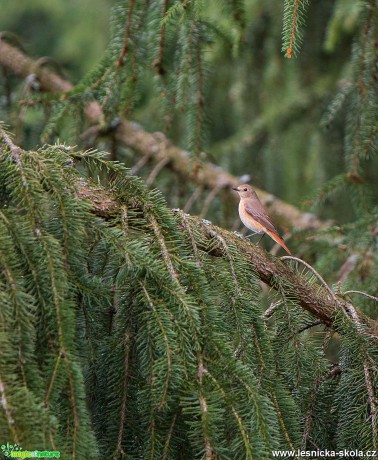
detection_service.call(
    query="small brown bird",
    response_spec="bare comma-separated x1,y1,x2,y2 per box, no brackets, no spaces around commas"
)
232,184,291,254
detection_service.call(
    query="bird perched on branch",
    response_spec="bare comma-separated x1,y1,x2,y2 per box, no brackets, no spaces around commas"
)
232,184,291,254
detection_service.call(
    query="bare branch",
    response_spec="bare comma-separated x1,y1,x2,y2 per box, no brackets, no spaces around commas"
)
281,256,339,305
0,38,331,233
344,290,378,303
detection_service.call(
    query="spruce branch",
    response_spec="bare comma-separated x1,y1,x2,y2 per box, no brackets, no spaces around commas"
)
140,282,172,409
205,369,254,458
197,357,216,460
148,212,180,284
154,0,169,76
282,0,310,58
116,0,134,68
281,256,340,307
0,39,329,233
2,123,374,338
116,330,131,456
71,175,378,338
301,364,341,448
0,135,376,454
162,412,178,459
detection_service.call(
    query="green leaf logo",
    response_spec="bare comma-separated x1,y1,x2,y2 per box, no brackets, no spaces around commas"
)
1,442,22,458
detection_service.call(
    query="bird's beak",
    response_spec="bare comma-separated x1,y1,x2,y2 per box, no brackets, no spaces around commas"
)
232,187,239,191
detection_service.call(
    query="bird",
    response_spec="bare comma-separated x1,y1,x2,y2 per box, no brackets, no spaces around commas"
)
232,184,291,255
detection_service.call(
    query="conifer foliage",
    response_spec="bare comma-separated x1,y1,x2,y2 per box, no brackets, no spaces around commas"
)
0,0,378,459
282,0,310,58
0,128,377,458
0,134,296,458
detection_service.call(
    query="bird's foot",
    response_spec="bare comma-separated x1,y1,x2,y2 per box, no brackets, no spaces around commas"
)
245,232,265,246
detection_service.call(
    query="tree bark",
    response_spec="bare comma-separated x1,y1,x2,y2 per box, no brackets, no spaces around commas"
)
0,38,330,232
76,181,378,338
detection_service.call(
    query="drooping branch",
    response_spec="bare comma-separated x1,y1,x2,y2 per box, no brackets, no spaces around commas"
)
114,122,329,232
2,38,377,336
75,179,378,338
0,38,329,233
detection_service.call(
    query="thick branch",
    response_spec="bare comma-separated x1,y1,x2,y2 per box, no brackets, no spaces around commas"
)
3,38,375,334
0,38,329,232
0,38,101,124
115,123,328,231
1,117,376,336
76,181,378,338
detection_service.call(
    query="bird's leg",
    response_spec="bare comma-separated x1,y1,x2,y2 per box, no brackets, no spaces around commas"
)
256,233,265,246
245,231,260,238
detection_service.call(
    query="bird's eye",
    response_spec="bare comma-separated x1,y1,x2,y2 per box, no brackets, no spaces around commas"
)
243,188,247,191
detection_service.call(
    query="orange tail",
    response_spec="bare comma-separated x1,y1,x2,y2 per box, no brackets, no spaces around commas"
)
265,229,291,255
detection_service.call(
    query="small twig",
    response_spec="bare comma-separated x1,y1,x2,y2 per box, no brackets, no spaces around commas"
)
281,256,339,305
179,212,203,268
363,361,377,448
162,413,178,460
288,320,324,340
337,254,358,283
146,157,170,186
302,365,341,447
140,282,171,409
130,154,151,175
148,213,179,283
155,0,169,76
183,186,203,213
198,364,215,460
343,302,363,328
45,353,62,407
344,290,378,303
264,300,283,319
200,184,222,218
116,0,134,68
0,125,24,156
210,229,240,295
285,0,300,59
116,330,132,455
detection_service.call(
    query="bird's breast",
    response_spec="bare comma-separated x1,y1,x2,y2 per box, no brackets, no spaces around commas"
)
239,202,265,233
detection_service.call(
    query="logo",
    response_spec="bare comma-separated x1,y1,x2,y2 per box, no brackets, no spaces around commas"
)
1,443,60,459
1,443,23,458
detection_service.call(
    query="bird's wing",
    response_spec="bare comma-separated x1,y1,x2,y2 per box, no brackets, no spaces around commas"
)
244,200,279,235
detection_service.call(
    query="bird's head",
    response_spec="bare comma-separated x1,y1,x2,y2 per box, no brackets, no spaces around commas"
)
232,184,254,198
